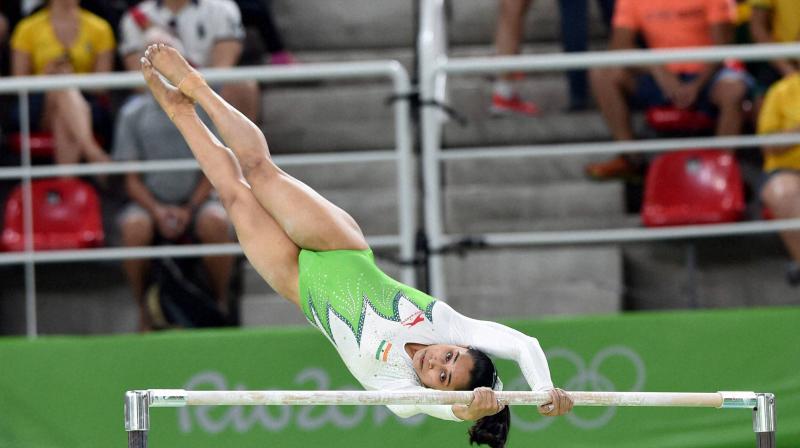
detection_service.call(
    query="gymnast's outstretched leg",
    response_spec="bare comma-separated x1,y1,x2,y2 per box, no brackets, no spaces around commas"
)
140,57,302,304
143,43,369,254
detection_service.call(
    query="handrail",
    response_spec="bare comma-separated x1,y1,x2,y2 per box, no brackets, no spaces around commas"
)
0,235,401,266
0,61,408,92
441,133,800,160
3,61,414,338
0,150,399,179
438,42,800,74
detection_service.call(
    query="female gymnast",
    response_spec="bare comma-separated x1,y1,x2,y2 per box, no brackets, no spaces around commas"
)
139,43,573,447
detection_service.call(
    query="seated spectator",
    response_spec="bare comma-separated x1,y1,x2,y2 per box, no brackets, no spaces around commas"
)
491,0,614,115
233,0,295,65
118,0,260,121
113,37,235,331
757,72,800,282
10,0,114,165
585,0,750,179
748,0,800,96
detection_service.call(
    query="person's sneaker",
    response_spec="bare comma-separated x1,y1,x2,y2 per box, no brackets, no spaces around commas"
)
269,50,296,65
490,93,540,116
585,155,640,180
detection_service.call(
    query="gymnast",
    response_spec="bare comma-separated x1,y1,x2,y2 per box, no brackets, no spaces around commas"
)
139,43,573,447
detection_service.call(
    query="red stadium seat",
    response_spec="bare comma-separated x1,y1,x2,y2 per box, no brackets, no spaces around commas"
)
646,106,715,134
642,150,745,227
7,132,58,158
7,132,107,158
2,178,105,251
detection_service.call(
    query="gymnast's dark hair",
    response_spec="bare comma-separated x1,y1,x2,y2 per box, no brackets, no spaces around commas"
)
465,347,510,448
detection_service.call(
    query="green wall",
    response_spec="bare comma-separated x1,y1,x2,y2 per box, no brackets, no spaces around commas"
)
1,307,797,448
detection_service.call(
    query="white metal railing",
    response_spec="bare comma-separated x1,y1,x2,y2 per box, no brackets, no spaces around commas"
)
0,61,414,338
418,2,800,300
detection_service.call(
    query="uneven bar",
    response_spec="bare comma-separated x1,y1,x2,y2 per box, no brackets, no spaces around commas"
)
144,389,756,408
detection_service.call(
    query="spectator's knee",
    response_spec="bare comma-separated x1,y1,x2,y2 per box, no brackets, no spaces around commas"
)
762,173,800,213
119,212,154,246
195,205,231,243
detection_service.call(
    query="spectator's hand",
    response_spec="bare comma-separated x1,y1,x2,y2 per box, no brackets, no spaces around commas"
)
154,205,185,240
170,206,192,236
43,56,74,75
538,388,573,417
456,387,505,420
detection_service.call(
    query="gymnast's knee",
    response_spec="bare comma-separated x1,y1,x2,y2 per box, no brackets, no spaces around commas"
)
240,154,281,183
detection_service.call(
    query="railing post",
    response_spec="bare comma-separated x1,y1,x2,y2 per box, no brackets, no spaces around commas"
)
419,0,449,300
19,89,38,338
390,64,417,287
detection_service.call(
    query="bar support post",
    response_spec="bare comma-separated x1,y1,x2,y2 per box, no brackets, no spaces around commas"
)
753,393,776,448
124,390,150,448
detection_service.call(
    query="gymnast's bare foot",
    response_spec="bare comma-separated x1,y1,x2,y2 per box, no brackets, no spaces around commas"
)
143,43,207,99
140,57,195,120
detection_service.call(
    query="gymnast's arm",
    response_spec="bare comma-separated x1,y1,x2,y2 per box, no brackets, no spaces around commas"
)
436,302,554,392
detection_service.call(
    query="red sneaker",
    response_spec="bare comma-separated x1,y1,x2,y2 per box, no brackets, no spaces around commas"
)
490,93,540,116
585,156,640,180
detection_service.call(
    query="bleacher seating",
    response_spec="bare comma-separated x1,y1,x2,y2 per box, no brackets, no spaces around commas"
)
645,106,715,135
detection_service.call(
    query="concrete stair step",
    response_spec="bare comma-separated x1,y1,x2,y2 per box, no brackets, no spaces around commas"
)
624,235,800,311
261,83,396,153
282,160,398,190
444,181,626,233
443,246,622,318
444,154,622,186
273,0,608,50
449,0,610,47
274,0,415,51
445,214,640,234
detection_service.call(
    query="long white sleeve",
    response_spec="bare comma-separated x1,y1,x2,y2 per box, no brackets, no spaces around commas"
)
436,303,554,391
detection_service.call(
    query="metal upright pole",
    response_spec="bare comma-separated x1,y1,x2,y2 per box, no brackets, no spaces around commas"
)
753,393,776,448
124,391,150,448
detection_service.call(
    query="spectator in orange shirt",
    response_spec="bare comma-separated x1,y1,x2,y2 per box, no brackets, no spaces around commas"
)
586,0,751,179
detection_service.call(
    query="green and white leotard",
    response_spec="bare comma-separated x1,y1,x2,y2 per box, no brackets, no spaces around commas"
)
298,249,553,421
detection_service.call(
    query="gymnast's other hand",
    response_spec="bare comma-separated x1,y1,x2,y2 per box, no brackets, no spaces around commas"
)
454,387,505,420
538,387,573,417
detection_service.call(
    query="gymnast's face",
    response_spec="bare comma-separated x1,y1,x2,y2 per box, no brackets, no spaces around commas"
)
412,344,474,391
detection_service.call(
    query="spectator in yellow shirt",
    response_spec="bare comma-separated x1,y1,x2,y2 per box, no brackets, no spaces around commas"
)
758,73,800,278
749,0,800,92
10,0,114,165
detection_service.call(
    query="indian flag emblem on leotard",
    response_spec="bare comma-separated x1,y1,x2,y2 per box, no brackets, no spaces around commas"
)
375,340,393,362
